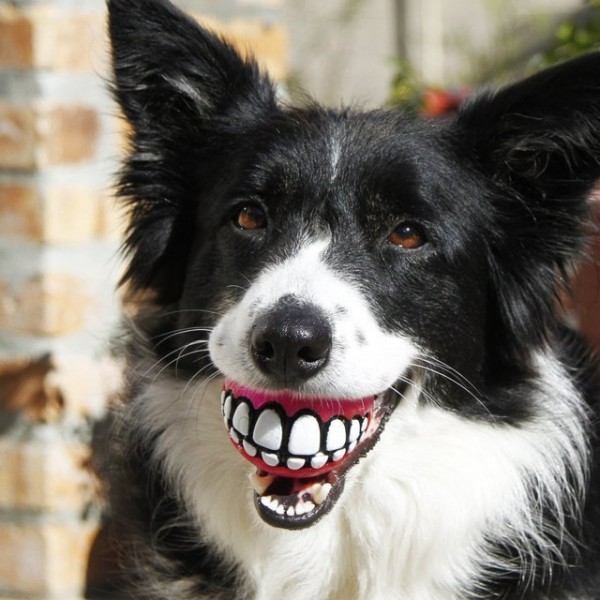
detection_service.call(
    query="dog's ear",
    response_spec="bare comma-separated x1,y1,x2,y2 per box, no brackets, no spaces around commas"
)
450,54,600,364
107,0,277,301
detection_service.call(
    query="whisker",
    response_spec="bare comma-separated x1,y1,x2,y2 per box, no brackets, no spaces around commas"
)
415,355,481,396
151,327,213,346
390,374,440,406
156,308,226,319
147,344,211,383
412,361,496,422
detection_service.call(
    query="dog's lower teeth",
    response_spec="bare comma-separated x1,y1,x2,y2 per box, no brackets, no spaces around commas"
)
257,482,332,518
313,482,332,505
250,472,274,495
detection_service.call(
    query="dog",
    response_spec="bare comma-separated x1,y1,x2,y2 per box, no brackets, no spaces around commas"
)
105,0,600,598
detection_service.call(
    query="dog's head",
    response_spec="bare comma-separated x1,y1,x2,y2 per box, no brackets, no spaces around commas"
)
108,0,600,529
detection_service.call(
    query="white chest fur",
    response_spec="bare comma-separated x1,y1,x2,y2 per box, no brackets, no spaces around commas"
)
134,353,588,600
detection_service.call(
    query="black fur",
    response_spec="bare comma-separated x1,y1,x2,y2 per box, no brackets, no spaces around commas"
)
106,0,600,598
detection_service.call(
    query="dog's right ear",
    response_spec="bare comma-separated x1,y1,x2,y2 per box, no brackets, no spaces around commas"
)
107,0,277,300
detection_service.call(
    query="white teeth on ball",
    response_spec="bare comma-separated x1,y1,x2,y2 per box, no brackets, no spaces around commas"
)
310,452,328,469
223,394,233,420
232,402,251,436
253,409,283,451
326,418,347,451
288,414,321,456
243,440,257,457
261,452,279,467
225,391,374,472
332,448,346,462
287,457,305,471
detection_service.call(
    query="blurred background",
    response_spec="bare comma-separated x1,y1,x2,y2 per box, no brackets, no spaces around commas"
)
0,0,598,597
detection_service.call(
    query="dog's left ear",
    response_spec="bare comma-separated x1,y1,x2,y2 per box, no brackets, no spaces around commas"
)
450,53,600,362
107,0,277,301
108,0,277,130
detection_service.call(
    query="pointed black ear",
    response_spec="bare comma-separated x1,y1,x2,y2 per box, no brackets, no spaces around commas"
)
108,0,276,131
107,0,277,301
451,53,600,362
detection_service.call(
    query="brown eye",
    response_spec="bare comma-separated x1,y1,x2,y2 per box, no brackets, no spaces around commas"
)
388,223,425,249
235,205,267,231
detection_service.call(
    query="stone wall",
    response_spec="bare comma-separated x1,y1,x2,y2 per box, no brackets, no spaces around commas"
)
0,1,287,598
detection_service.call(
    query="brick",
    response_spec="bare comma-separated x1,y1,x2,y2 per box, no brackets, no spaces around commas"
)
0,520,97,596
0,354,120,422
96,192,126,243
0,355,62,422
36,104,100,167
48,354,122,421
0,102,100,170
0,182,43,241
0,181,123,243
0,273,95,336
44,185,104,244
194,16,289,80
0,6,34,70
0,103,37,170
0,5,106,72
0,440,95,511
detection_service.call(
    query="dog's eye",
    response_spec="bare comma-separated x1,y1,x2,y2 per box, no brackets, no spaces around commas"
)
235,205,267,231
388,223,426,250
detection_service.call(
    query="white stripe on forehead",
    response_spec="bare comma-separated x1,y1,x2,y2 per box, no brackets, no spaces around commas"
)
329,133,342,184
252,237,331,305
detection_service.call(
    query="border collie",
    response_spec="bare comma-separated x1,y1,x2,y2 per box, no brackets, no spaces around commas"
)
106,0,600,598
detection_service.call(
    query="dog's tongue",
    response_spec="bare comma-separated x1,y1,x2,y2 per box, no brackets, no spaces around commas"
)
221,380,376,478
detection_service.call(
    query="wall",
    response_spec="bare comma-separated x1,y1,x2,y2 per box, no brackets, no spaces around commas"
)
0,1,287,598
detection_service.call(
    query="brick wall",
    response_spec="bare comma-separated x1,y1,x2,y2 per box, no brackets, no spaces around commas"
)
0,1,287,599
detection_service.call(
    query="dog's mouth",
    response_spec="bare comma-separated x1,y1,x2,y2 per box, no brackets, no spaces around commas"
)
221,379,404,529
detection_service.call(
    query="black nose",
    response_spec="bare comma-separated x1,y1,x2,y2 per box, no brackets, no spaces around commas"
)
250,301,332,386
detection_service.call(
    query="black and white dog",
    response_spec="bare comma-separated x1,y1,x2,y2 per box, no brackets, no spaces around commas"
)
106,0,600,598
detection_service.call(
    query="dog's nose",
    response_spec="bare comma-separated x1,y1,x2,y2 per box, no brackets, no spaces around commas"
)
250,301,332,386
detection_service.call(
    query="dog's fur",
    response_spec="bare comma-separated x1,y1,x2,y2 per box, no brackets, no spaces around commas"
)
106,1,600,598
